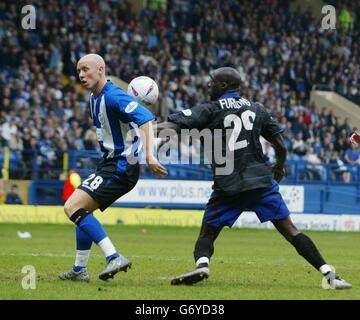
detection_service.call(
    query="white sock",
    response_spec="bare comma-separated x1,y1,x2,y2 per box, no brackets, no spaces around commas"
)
98,237,117,257
74,250,91,268
196,257,209,267
319,264,332,275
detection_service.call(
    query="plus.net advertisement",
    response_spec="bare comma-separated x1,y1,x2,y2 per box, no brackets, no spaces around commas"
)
115,180,304,212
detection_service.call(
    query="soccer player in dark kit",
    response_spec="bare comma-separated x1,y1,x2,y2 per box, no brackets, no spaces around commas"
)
156,67,351,289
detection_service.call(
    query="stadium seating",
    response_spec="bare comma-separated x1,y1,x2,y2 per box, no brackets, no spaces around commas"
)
0,0,359,183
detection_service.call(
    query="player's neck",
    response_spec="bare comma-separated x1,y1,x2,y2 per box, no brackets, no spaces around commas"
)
92,78,107,98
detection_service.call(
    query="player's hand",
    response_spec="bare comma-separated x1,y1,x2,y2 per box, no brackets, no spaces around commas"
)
350,131,360,146
272,164,285,182
146,157,168,177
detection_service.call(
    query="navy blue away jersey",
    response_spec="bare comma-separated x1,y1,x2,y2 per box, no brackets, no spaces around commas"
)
168,92,283,195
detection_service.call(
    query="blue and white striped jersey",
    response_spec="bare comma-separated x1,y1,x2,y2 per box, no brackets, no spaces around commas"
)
89,80,155,160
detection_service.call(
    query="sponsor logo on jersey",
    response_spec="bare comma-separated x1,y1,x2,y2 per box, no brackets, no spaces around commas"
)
181,109,192,116
125,101,138,113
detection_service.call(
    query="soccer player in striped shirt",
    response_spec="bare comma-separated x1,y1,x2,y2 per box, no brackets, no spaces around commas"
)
59,54,167,282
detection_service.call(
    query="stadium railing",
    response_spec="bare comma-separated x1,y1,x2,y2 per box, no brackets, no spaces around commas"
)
1,149,359,186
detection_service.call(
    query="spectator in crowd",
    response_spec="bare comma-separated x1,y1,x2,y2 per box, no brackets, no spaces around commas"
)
330,151,351,183
9,132,23,153
305,146,326,181
292,132,307,156
1,118,18,147
5,184,23,204
344,143,360,165
0,0,359,181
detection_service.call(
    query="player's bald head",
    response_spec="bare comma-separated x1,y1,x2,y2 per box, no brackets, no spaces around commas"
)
77,54,105,71
77,54,107,93
208,67,241,100
210,67,241,89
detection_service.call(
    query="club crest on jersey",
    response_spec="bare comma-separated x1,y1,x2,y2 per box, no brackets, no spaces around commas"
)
98,112,105,126
125,101,138,113
181,109,192,116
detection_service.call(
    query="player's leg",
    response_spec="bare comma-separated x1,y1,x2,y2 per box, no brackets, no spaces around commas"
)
171,191,240,285
65,189,99,262
272,216,327,269
74,161,139,280
193,223,223,268
252,180,351,289
58,225,93,282
272,216,351,289
61,187,130,281
171,224,222,286
59,189,99,282
64,189,120,263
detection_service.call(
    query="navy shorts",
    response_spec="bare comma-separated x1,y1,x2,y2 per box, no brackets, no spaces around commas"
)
203,180,290,228
78,159,139,211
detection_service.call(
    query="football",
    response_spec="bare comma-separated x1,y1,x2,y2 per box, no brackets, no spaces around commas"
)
127,76,159,106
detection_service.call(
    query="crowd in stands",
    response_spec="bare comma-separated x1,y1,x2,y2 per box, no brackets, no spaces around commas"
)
0,0,359,181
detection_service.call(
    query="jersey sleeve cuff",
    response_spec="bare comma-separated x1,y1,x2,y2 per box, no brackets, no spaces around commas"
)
136,116,156,127
167,114,186,128
270,128,285,136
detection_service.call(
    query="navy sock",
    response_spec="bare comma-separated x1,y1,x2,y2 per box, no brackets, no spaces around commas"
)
291,233,326,270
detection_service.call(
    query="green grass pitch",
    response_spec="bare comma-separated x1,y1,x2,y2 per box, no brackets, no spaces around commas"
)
0,223,359,300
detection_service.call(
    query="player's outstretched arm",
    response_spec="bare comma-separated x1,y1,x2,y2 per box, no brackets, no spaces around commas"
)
267,133,287,182
154,121,180,134
139,121,168,177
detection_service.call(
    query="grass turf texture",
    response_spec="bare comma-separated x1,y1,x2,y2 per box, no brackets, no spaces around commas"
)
0,223,359,300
